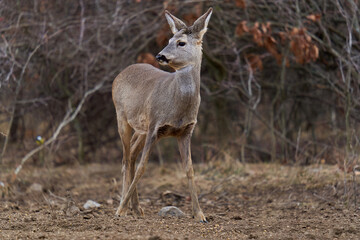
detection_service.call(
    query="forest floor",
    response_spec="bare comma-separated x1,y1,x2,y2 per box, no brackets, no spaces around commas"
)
1,161,360,239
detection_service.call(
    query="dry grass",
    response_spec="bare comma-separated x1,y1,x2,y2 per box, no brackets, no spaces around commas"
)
1,161,360,239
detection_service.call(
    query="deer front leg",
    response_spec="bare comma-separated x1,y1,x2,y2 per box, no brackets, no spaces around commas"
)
177,134,207,223
116,132,156,217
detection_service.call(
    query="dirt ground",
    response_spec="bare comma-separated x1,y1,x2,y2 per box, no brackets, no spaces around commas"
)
1,161,360,239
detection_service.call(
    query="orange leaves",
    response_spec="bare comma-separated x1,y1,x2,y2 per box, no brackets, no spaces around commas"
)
237,21,282,68
236,20,319,70
234,0,246,9
261,22,271,34
245,54,263,71
236,21,272,47
250,23,264,46
137,53,159,68
264,36,282,64
306,13,321,22
309,44,319,61
289,27,319,64
235,21,249,37
236,21,268,46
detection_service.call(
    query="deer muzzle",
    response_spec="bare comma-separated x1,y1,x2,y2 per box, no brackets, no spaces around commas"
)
156,54,170,63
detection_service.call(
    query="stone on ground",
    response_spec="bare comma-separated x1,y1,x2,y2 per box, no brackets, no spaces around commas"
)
158,206,185,218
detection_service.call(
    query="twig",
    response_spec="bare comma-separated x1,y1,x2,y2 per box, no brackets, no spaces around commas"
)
313,192,331,203
295,127,301,163
48,190,67,202
12,81,104,178
0,41,42,163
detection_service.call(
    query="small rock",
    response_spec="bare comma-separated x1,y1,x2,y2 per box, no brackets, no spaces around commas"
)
83,200,101,209
0,181,5,187
106,198,114,205
158,206,185,218
66,205,80,216
28,183,43,192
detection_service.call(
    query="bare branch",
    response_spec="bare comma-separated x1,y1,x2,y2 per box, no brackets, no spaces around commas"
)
13,81,104,177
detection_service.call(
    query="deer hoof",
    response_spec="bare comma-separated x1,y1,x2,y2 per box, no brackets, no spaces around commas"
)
194,211,207,223
133,206,144,216
115,207,127,217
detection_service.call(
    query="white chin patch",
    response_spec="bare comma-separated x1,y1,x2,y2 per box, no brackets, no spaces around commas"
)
159,61,168,66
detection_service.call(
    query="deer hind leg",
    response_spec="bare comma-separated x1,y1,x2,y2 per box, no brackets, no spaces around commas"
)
116,128,157,216
129,132,146,216
177,133,207,223
115,117,132,216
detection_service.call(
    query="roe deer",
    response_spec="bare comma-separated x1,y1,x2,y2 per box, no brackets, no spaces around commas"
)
112,8,213,222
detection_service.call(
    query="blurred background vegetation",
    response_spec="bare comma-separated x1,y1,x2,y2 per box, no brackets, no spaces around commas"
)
0,0,359,171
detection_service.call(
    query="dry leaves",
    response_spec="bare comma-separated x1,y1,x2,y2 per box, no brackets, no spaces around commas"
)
235,21,249,37
236,21,319,69
234,0,246,9
306,13,321,22
245,54,263,71
289,27,319,64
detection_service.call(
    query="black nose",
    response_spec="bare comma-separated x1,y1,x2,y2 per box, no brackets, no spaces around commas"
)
156,54,168,63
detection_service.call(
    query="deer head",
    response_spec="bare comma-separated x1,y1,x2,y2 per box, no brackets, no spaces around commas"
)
156,8,213,70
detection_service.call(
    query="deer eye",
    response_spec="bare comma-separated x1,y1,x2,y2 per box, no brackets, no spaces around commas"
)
178,42,186,47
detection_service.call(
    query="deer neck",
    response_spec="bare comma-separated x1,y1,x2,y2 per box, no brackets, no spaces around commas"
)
174,59,201,97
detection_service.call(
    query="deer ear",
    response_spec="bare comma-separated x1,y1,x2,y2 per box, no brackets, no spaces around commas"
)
165,10,187,34
191,7,213,40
